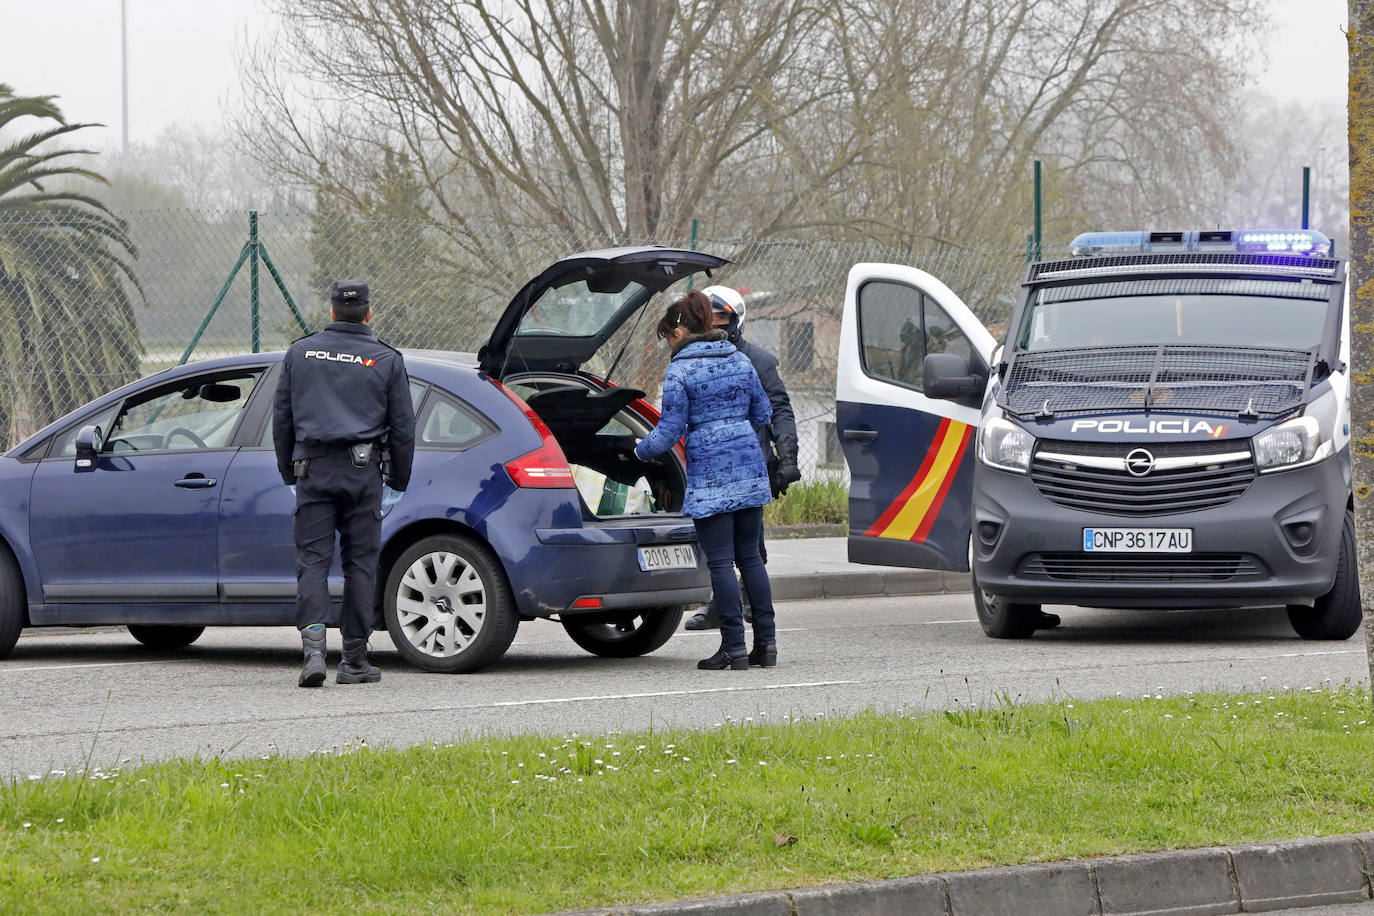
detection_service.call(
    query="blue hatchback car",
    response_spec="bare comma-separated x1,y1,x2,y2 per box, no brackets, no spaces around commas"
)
0,247,724,672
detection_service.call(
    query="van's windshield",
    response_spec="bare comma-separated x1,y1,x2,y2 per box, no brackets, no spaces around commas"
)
1017,277,1331,352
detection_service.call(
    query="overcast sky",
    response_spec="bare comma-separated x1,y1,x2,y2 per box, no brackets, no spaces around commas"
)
3,0,1353,151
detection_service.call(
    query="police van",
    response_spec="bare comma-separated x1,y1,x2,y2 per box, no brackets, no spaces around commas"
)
837,229,1358,640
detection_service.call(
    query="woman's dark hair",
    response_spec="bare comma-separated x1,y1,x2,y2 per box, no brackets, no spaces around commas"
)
655,289,714,341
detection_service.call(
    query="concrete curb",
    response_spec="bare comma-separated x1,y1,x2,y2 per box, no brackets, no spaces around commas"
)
771,568,970,601
550,833,1374,915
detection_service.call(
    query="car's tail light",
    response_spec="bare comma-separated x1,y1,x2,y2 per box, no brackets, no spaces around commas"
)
489,378,576,489
570,596,603,609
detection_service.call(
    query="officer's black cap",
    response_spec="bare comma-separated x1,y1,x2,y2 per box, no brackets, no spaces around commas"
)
330,280,370,306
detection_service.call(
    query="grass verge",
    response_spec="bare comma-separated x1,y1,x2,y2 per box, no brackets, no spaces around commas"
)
763,477,847,526
2,685,1372,914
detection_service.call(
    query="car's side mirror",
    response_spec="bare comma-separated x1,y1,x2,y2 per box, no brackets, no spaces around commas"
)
74,425,104,471
924,353,984,402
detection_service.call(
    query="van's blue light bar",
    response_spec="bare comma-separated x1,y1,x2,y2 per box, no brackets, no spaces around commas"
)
1069,229,1332,258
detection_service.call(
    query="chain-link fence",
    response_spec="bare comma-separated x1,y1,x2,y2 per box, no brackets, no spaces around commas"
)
0,208,1028,477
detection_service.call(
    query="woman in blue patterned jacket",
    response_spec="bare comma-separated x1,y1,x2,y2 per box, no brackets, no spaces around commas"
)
635,290,778,670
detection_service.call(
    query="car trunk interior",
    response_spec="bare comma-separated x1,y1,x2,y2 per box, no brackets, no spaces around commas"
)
505,375,687,518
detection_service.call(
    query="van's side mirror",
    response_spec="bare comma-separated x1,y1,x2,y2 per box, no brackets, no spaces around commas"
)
74,425,104,471
924,353,984,402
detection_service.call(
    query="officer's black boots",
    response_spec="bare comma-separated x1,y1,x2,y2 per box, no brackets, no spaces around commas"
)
298,623,327,688
337,637,381,684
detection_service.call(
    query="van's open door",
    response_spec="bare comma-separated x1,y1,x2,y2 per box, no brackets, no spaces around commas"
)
836,264,995,570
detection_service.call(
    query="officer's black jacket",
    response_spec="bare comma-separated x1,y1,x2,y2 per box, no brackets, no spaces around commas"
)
273,321,416,490
735,337,798,466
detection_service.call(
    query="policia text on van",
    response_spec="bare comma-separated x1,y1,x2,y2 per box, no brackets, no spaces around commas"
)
836,229,1358,641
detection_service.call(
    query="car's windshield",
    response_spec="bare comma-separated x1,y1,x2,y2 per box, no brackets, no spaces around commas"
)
516,279,651,338
1016,277,1333,352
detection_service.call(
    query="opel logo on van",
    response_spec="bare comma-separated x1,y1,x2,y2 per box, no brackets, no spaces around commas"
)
1125,448,1155,477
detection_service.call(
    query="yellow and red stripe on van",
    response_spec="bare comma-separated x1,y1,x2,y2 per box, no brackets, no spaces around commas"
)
863,418,973,542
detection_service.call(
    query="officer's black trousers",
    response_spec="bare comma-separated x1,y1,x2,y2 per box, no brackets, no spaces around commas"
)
294,453,382,639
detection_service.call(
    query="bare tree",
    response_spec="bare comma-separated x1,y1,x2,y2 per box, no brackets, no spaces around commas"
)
1347,0,1374,700
236,0,853,241
812,0,1265,251
234,0,1264,263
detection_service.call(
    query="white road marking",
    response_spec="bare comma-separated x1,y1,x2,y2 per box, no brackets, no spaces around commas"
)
0,660,165,674
461,680,859,710
4,680,865,739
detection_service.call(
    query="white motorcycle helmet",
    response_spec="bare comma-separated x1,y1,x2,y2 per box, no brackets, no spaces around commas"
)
701,285,746,341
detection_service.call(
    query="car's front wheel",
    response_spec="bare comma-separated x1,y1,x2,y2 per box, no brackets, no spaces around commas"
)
0,548,23,659
1288,509,1362,640
561,605,685,658
972,569,1041,639
127,625,204,649
383,533,518,673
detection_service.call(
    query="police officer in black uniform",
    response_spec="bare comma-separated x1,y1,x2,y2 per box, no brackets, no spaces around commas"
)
685,285,801,632
273,280,415,687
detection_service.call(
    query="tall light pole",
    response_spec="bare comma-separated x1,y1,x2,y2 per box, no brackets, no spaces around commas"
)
121,0,129,154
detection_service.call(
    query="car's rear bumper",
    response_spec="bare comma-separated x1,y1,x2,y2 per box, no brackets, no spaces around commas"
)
507,519,708,617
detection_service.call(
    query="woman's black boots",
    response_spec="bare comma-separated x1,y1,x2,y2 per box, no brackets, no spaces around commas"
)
748,643,777,667
698,647,749,670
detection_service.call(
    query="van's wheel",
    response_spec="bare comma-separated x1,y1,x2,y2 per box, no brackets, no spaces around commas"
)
972,570,1040,639
1288,510,1362,640
561,606,685,658
384,534,518,673
127,625,204,649
0,548,23,659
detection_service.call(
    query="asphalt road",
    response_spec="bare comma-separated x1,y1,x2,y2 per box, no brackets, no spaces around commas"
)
1,595,1368,779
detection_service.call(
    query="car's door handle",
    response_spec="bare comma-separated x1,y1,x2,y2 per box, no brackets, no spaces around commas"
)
842,429,878,441
174,475,218,489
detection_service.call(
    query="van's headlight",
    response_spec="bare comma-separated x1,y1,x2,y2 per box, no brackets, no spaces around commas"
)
978,416,1034,473
1253,416,1332,472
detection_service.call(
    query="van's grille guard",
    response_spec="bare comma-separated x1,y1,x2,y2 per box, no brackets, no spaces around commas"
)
1029,443,1256,516
999,345,1316,419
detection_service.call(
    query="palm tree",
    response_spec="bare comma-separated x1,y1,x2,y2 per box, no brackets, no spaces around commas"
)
0,84,142,443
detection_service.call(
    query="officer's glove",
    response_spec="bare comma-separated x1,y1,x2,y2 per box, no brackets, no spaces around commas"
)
772,461,802,497
381,485,403,518
287,484,296,498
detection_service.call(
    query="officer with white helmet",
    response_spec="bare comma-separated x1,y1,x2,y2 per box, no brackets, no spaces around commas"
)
684,285,800,630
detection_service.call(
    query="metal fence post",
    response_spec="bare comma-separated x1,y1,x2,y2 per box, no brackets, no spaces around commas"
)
687,217,700,289
257,243,311,336
1302,166,1311,230
249,210,261,353
1033,159,1042,261
179,241,252,365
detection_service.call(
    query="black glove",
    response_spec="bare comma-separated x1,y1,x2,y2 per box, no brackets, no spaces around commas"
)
771,460,801,497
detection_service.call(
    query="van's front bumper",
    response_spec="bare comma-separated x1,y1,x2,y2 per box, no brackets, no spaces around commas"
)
971,456,1346,608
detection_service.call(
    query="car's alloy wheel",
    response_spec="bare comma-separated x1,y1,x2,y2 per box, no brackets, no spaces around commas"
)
127,624,205,650
384,533,517,673
561,605,686,658
0,547,22,659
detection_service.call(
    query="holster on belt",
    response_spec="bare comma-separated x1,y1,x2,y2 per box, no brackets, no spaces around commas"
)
349,442,373,468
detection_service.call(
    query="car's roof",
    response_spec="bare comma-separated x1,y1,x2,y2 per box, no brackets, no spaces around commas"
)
172,348,479,372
